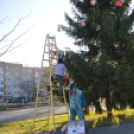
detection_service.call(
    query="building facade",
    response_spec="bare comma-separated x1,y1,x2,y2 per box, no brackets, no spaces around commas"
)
0,61,44,102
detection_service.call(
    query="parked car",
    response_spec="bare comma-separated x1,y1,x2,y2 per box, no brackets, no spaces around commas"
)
12,97,28,103
6,98,13,103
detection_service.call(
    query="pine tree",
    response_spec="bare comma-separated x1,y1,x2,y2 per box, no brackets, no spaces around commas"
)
59,0,134,116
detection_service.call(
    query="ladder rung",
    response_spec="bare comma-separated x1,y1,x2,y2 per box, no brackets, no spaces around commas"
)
53,96,64,98
50,50,57,52
37,104,49,107
38,89,45,92
41,74,49,77
55,121,69,125
53,80,59,82
45,52,49,54
38,89,48,92
34,118,49,122
36,111,49,115
43,59,49,61
38,96,50,99
51,64,56,66
54,112,68,116
50,57,57,59
43,67,50,69
49,37,55,39
39,82,50,84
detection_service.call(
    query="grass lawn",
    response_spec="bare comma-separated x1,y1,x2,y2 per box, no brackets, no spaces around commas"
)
0,108,134,134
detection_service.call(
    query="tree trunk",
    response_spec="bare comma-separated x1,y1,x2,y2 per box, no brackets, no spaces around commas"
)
107,108,113,117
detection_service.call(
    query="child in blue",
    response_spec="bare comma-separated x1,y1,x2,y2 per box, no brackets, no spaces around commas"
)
69,84,87,131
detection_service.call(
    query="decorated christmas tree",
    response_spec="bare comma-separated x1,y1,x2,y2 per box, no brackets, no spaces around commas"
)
59,0,134,116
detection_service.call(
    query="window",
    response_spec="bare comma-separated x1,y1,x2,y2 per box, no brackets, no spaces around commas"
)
0,89,4,95
22,75,25,79
0,88,3,91
5,65,12,70
14,72,20,76
35,83,38,88
0,82,3,85
14,85,20,89
14,66,20,70
6,85,11,90
15,79,20,83
5,72,12,76
35,72,39,77
0,75,4,80
5,78,12,83
0,82,3,88
35,78,39,82
27,75,32,79
0,68,4,73
27,69,32,73
7,92,11,95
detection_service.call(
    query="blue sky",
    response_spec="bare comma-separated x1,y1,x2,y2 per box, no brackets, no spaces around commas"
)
0,0,134,67
0,0,79,67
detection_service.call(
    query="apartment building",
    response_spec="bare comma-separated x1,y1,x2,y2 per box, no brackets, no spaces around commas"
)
6,63,23,97
0,62,5,96
0,61,50,102
21,67,34,97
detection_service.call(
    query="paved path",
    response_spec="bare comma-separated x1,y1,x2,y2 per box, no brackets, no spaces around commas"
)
0,106,67,124
0,103,106,124
45,122,134,134
89,122,134,134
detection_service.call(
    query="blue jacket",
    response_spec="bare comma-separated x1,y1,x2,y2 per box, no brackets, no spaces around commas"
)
69,88,86,110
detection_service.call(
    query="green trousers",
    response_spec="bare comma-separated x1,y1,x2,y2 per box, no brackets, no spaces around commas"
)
70,108,87,126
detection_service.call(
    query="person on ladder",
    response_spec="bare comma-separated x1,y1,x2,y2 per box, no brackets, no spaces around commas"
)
54,58,67,96
69,83,88,133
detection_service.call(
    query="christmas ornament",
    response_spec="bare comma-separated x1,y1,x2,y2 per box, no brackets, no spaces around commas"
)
64,77,68,82
58,27,61,32
96,25,101,31
90,0,97,5
115,0,123,7
52,51,56,58
54,52,56,56
81,19,86,26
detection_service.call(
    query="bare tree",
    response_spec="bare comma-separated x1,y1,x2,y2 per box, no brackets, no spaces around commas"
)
20,79,33,97
0,14,34,57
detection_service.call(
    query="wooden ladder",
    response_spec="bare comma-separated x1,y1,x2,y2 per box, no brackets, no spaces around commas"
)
32,34,69,132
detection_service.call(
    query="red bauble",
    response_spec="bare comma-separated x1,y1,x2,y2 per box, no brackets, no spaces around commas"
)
64,77,68,82
115,0,123,7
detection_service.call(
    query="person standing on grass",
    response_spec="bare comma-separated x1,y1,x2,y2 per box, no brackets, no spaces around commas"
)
55,58,67,96
69,83,88,132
